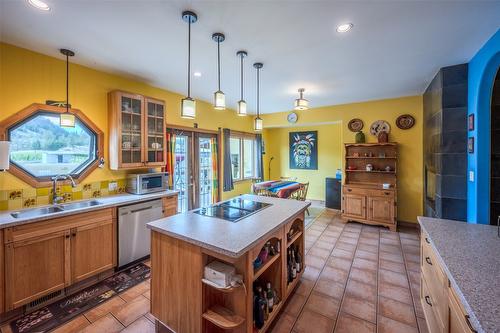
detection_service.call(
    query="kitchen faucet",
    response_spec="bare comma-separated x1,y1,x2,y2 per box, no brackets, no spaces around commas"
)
52,174,76,204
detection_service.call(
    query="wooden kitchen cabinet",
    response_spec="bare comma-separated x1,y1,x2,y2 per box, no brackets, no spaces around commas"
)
162,194,178,217
3,208,116,310
448,285,477,333
342,194,366,220
108,90,166,170
367,196,393,224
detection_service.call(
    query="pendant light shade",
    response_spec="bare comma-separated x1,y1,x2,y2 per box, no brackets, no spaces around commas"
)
253,62,264,132
294,88,309,110
236,50,248,116
181,11,198,119
60,48,76,128
0,141,10,171
212,33,226,110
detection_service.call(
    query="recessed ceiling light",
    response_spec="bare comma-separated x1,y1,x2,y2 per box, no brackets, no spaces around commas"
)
336,23,353,33
193,72,202,77
27,0,50,11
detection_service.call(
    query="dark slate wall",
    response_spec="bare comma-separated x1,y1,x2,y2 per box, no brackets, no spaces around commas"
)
423,64,468,221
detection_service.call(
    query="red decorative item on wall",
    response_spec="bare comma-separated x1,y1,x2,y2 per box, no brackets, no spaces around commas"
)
378,131,389,143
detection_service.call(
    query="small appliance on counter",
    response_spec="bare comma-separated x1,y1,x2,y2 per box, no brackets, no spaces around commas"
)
126,172,169,194
202,260,243,289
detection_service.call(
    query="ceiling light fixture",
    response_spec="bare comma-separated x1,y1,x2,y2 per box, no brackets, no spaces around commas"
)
27,0,50,11
212,32,226,110
254,62,264,132
193,72,202,77
294,88,309,110
60,48,76,127
236,50,248,116
336,23,353,33
180,10,197,119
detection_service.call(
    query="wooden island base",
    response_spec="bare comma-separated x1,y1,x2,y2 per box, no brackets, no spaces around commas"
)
150,210,306,333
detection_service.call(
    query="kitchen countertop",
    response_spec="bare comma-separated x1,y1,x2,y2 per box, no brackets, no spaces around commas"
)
147,194,310,258
0,190,179,229
418,216,500,333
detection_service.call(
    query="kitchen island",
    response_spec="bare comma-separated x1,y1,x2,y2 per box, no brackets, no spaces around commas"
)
147,194,310,333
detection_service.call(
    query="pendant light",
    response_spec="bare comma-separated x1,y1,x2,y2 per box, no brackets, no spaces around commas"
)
236,50,248,116
254,62,264,131
0,141,10,171
181,11,197,119
212,32,226,110
294,88,309,110
60,49,76,127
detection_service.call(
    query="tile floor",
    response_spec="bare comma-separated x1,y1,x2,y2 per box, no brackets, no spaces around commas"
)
269,209,427,333
1,209,426,333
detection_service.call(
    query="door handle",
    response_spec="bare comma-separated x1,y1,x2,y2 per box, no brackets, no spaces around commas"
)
425,257,432,265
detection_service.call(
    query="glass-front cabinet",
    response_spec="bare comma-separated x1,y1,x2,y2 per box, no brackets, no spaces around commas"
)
108,91,166,169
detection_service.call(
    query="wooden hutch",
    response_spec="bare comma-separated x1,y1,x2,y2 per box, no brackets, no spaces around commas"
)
341,143,398,231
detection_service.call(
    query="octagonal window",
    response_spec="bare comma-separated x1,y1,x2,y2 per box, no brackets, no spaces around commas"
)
7,111,97,178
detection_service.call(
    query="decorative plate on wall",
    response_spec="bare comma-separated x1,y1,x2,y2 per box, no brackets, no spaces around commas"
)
348,118,364,132
396,114,415,130
370,120,391,136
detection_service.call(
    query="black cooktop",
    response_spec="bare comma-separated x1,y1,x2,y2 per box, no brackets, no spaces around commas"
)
194,198,271,222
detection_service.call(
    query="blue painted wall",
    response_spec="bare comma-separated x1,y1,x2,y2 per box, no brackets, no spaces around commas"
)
467,29,500,224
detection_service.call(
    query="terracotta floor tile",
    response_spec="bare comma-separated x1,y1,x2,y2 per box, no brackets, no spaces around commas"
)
357,243,378,254
85,295,127,322
269,312,296,333
315,240,335,251
340,295,376,323
294,278,315,297
400,238,420,246
331,248,354,259
399,232,419,240
326,256,352,271
322,230,340,238
379,251,404,263
379,269,409,288
144,312,156,324
404,253,420,264
304,291,340,320
403,245,420,255
345,279,376,303
349,267,377,286
378,281,413,305
302,265,321,281
320,266,348,284
283,293,307,317
405,261,421,273
413,294,425,318
143,260,151,267
380,244,402,254
334,312,375,333
360,231,379,239
379,259,406,274
338,236,357,245
293,308,335,333
352,257,378,271
308,247,331,260
380,237,400,247
112,295,150,327
307,229,322,237
380,231,399,240
142,291,150,300
354,249,378,262
358,237,379,246
314,276,346,300
120,282,150,302
378,296,417,327
336,241,356,252
377,315,418,333
306,254,327,269
120,316,155,333
52,315,91,333
80,313,124,333
417,316,429,333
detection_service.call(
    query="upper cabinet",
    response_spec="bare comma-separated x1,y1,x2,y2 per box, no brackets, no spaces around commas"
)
108,91,166,170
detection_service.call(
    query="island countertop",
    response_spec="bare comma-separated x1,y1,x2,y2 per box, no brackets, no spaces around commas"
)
418,216,500,333
147,194,310,258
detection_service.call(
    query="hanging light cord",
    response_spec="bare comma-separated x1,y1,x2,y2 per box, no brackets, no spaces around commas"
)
256,66,260,117
187,18,192,98
240,54,244,100
65,52,69,113
217,39,221,91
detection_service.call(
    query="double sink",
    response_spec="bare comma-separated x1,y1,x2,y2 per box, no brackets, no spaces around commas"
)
11,200,102,219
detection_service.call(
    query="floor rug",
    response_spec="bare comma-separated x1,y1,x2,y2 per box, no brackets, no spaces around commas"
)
9,263,150,333
305,206,326,228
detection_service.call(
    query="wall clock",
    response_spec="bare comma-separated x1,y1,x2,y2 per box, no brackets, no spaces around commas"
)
287,112,298,124
370,120,391,136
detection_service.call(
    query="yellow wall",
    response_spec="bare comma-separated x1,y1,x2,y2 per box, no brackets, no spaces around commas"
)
264,123,342,201
261,96,423,223
0,43,253,200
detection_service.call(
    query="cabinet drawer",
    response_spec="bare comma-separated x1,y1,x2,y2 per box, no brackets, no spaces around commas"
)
449,286,478,333
421,276,445,333
343,186,394,198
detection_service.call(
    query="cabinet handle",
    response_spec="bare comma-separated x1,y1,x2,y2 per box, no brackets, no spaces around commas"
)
65,235,70,239
72,232,77,237
347,188,352,192
464,315,478,333
424,296,432,307
425,237,430,244
384,192,390,195
425,257,433,265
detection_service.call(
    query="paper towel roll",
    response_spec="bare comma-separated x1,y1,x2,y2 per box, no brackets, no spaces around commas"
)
0,141,10,170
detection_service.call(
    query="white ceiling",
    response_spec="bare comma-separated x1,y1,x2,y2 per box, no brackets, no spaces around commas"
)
1,0,499,114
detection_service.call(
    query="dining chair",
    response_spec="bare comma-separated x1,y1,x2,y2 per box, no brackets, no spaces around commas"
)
289,182,310,215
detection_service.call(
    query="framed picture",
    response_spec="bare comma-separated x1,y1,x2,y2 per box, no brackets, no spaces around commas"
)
468,114,474,131
468,137,474,153
289,131,318,170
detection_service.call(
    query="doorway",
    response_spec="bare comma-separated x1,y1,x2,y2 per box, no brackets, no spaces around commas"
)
490,68,500,225
168,128,220,212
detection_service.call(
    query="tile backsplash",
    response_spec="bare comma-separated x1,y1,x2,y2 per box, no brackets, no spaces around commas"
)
0,179,127,211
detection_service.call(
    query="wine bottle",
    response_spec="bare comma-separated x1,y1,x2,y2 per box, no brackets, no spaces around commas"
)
287,249,293,283
260,287,269,320
295,245,302,273
266,282,274,312
291,250,297,279
254,286,265,329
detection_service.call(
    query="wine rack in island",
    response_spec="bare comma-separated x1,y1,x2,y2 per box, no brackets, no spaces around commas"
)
342,143,398,231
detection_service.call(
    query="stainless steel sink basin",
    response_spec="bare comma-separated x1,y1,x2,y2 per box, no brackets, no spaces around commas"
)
61,200,102,211
11,206,65,219
10,200,103,218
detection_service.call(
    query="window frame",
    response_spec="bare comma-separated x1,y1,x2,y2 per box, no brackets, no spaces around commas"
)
0,103,104,188
230,132,257,182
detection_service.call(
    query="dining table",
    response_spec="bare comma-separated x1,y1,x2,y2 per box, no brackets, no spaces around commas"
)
251,180,302,198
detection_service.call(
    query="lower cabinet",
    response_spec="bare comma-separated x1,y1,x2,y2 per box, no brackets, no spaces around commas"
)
367,196,393,224
343,194,366,219
162,194,178,217
4,208,116,311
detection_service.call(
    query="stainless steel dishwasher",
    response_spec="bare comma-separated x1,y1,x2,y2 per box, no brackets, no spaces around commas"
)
118,199,163,268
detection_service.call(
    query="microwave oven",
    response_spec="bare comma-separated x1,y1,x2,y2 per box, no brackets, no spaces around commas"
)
126,172,169,194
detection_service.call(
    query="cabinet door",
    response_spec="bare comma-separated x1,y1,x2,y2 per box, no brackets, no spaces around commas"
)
163,195,178,217
343,194,366,219
119,92,145,168
71,219,115,283
5,230,70,310
449,287,477,333
145,97,166,166
367,196,394,224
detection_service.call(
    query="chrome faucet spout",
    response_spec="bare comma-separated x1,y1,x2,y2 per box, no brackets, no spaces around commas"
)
51,174,76,204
